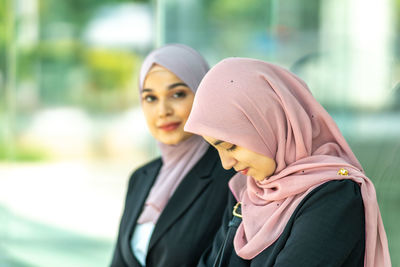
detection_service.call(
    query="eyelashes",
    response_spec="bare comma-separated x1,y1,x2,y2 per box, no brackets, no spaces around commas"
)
141,90,187,103
143,95,157,102
227,144,237,151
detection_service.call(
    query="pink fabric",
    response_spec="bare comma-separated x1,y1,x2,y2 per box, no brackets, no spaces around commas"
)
137,44,210,224
138,135,209,224
184,57,391,266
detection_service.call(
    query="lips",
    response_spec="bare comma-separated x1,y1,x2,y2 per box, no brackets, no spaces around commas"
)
238,167,249,175
159,122,181,131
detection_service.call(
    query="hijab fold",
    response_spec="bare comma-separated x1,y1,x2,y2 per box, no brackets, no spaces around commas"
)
137,44,209,224
185,58,391,266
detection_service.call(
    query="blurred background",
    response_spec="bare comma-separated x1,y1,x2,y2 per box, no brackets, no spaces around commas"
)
0,0,399,266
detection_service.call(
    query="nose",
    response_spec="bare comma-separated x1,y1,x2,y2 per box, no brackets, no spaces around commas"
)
218,150,237,170
158,99,173,117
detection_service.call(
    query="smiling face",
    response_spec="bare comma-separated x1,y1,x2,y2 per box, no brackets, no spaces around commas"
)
203,135,276,181
141,65,195,145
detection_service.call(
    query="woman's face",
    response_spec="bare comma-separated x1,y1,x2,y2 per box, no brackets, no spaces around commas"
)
203,135,276,181
141,65,195,145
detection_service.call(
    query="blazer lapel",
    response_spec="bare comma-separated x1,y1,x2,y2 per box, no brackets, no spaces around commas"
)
121,159,162,266
148,146,217,251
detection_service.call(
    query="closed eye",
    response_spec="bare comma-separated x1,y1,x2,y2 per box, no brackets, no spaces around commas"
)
227,144,237,151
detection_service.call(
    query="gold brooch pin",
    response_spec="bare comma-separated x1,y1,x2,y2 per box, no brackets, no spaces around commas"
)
233,202,242,218
337,168,349,176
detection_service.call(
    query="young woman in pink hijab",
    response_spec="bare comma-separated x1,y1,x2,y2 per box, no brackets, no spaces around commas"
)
185,58,391,267
111,44,235,267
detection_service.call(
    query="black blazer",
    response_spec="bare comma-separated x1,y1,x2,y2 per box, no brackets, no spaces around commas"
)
111,146,235,267
198,179,365,267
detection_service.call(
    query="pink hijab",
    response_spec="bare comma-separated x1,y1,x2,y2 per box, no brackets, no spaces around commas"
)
137,44,210,224
184,58,391,266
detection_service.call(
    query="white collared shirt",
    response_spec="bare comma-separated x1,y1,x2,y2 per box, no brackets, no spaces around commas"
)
131,222,155,266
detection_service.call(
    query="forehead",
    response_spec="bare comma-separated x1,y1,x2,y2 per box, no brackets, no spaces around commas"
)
147,64,169,74
144,65,182,84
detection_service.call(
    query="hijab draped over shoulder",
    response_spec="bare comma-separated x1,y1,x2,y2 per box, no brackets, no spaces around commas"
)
138,44,210,224
184,58,391,266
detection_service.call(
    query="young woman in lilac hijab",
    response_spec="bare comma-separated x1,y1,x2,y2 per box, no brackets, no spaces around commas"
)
110,44,235,267
185,58,391,267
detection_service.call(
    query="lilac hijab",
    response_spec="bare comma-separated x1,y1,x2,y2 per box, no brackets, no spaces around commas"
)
185,58,391,266
137,44,210,224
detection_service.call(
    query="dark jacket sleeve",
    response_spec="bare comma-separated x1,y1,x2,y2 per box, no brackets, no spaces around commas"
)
197,192,240,267
110,171,138,267
270,179,365,267
110,238,128,267
198,179,365,267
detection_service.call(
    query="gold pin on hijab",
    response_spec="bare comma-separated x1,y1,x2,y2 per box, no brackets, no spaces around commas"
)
337,168,349,176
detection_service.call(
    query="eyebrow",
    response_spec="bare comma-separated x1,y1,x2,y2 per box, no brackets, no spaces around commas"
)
213,140,224,146
142,82,189,93
168,82,189,90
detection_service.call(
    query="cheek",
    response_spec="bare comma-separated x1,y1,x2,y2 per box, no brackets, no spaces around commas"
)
142,106,157,127
244,154,265,172
258,158,276,176
175,100,194,121
142,104,154,118
234,152,251,166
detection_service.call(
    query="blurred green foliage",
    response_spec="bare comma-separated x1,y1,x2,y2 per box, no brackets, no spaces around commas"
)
38,0,148,33
396,0,400,29
0,0,150,163
0,2,5,74
84,48,140,92
207,0,270,22
0,0,149,113
0,0,8,104
81,48,142,110
0,143,48,161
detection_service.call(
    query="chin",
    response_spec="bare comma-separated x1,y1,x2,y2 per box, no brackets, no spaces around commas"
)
163,140,181,145
156,131,193,145
158,134,184,145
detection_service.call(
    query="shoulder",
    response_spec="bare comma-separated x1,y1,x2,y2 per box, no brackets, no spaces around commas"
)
133,157,162,174
303,179,362,205
266,179,365,266
294,179,364,224
127,157,162,186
